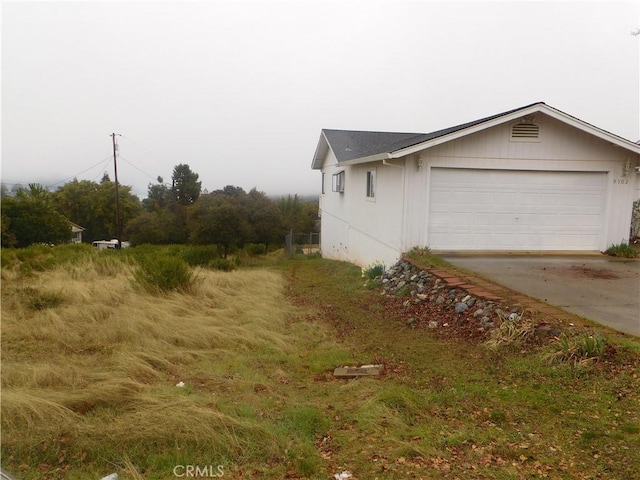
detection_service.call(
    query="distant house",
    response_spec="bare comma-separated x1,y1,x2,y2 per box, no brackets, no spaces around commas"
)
70,222,85,244
311,102,640,267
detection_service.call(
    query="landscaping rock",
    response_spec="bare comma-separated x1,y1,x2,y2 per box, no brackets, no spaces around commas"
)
455,302,469,313
378,258,559,342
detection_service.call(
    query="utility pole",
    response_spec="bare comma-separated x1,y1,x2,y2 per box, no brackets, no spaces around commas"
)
111,133,122,249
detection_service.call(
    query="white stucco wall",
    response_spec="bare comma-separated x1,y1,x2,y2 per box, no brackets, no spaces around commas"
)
403,113,639,251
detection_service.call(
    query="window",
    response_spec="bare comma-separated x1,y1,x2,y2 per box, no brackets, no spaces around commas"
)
321,172,325,194
366,169,376,198
332,171,345,193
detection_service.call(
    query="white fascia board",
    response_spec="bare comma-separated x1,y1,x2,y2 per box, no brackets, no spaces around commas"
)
337,152,390,166
311,131,330,170
388,104,640,158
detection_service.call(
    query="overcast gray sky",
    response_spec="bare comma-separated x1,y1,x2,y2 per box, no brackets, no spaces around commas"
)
2,0,639,199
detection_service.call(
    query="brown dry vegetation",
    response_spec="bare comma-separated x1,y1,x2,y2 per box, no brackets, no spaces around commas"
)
2,247,639,479
2,250,344,479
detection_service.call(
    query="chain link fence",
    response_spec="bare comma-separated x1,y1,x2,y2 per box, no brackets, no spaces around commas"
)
285,231,320,257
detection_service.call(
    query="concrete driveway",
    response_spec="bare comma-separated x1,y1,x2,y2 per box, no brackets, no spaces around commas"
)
439,254,640,336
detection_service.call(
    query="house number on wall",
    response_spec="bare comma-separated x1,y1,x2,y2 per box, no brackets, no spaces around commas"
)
613,179,629,184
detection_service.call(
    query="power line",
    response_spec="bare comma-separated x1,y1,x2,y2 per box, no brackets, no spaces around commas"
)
118,155,169,186
118,135,173,186
46,156,113,190
90,161,113,182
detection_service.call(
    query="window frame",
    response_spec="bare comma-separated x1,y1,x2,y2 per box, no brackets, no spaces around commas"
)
332,170,345,193
366,169,376,199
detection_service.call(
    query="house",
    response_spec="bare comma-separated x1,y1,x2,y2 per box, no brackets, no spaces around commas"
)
311,102,640,267
70,222,85,244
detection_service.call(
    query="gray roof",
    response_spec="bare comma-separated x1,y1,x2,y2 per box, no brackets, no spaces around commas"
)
322,102,544,163
321,130,426,163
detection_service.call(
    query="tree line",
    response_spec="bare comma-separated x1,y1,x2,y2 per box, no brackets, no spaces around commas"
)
1,164,318,253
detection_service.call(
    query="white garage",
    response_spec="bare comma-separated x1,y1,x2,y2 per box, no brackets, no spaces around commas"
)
428,168,607,251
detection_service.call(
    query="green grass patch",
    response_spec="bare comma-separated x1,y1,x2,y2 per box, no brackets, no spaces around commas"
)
604,242,640,258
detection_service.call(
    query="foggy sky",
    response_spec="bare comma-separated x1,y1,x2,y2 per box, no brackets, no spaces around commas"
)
2,1,639,199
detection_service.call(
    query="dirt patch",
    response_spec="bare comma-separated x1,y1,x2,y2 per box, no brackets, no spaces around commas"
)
567,265,620,280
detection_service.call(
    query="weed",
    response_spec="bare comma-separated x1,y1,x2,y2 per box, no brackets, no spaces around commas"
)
545,332,607,366
395,284,413,297
406,246,431,258
25,289,65,310
362,261,385,279
484,318,537,351
604,242,639,258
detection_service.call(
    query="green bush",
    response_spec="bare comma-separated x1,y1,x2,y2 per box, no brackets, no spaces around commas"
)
124,243,163,259
208,258,238,272
181,245,220,266
133,256,197,294
244,243,268,256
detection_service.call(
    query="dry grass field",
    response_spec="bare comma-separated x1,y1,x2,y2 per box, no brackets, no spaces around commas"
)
2,246,352,479
2,245,639,479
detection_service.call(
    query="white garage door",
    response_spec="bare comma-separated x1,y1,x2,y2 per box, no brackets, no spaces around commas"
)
428,168,606,250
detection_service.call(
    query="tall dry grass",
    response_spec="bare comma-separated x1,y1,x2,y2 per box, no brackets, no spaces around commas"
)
1,254,311,478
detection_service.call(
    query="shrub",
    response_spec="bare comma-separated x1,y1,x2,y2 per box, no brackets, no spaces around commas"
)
181,245,220,266
604,242,639,258
244,243,268,256
208,258,238,272
133,256,197,294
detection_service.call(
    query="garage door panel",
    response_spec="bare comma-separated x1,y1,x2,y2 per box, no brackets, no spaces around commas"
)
428,169,606,250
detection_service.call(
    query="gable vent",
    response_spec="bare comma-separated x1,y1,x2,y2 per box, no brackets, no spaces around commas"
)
511,122,540,140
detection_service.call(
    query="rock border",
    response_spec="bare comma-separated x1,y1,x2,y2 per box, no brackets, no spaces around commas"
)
378,258,560,338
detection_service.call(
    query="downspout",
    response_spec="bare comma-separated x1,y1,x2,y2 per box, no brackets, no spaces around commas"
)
382,157,407,258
